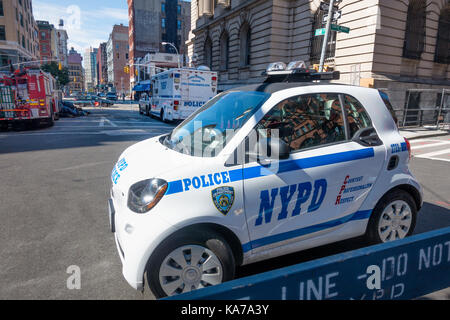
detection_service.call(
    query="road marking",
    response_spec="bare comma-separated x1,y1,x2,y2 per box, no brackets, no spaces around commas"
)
415,148,450,158
411,141,450,150
0,131,159,136
99,117,118,127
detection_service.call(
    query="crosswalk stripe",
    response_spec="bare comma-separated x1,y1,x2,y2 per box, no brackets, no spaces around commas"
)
411,141,450,150
415,148,450,159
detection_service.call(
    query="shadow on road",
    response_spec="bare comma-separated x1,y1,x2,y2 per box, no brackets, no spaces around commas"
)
0,110,176,155
237,201,450,279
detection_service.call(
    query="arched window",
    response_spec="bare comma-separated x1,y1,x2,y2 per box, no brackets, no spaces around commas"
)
434,5,450,64
219,31,229,70
204,36,213,69
403,0,426,60
309,4,336,65
239,23,251,67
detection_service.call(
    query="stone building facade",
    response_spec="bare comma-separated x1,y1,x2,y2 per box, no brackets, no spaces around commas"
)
187,0,450,110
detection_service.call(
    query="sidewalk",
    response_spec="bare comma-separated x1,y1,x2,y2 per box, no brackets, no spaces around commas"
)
400,126,449,140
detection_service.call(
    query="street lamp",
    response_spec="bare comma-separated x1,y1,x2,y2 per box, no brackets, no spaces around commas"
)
162,42,181,69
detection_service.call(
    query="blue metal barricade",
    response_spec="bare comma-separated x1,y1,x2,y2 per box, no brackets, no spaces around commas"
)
166,227,450,300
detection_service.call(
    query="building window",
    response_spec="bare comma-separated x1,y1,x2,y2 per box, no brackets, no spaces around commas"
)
177,5,181,14
0,25,5,40
239,23,251,67
0,1,4,16
161,18,166,29
161,2,165,12
204,37,212,69
310,5,336,65
434,5,450,64
219,31,229,70
403,0,426,60
177,20,181,30
20,13,24,27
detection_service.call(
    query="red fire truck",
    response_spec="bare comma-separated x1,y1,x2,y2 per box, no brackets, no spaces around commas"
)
0,68,59,129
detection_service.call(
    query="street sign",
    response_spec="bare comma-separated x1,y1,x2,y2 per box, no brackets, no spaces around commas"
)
324,10,342,23
320,1,340,11
331,24,350,33
315,28,327,36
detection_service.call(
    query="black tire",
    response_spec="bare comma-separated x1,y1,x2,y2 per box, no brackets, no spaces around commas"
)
146,229,236,299
160,109,165,122
365,189,417,245
139,108,143,115
145,106,150,116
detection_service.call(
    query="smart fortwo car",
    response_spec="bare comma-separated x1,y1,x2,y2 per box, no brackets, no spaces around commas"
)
108,62,422,298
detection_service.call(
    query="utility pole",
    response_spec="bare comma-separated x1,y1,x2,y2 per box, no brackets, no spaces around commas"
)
319,0,335,72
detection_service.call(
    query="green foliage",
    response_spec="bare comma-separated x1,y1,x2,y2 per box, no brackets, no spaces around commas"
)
41,62,70,87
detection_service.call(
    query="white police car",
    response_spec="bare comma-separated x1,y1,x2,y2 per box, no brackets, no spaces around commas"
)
109,62,422,298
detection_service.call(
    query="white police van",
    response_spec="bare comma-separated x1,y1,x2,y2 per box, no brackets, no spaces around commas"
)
149,67,218,122
109,62,422,298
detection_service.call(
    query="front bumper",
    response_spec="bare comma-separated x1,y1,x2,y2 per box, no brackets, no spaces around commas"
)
109,197,177,291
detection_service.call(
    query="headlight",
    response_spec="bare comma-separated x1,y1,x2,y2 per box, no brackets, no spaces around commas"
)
127,178,168,214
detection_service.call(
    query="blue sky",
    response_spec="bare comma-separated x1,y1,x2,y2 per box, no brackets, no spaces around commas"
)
33,0,129,54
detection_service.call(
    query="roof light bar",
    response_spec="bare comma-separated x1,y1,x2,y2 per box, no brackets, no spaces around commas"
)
263,60,340,83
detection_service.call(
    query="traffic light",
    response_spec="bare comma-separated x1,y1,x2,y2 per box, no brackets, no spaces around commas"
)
124,66,130,74
58,62,62,70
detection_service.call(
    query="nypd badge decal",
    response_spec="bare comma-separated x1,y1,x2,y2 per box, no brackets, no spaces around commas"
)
211,186,235,215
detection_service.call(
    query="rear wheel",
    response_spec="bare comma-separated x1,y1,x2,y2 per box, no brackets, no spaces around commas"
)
366,189,417,244
160,109,167,122
146,230,235,299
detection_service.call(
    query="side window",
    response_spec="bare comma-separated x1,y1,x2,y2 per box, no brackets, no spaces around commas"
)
256,93,346,152
343,95,372,138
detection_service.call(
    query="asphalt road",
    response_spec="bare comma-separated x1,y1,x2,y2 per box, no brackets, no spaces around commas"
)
0,106,449,300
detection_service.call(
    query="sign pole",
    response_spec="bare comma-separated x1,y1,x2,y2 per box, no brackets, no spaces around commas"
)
319,0,335,73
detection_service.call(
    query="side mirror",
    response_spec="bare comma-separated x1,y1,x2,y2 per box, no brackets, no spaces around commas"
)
353,127,383,147
247,137,290,165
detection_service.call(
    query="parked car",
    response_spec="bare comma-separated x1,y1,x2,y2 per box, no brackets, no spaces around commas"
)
106,92,118,101
109,61,422,298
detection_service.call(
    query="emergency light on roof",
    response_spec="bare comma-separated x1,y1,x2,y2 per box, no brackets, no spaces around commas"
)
197,66,211,71
263,60,340,83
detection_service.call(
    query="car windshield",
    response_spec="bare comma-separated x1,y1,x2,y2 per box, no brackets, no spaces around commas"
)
163,91,271,157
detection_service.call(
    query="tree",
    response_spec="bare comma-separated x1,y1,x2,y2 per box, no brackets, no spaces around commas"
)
41,61,70,87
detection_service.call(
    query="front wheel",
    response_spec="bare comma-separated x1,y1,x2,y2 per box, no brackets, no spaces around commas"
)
366,189,417,244
146,230,235,299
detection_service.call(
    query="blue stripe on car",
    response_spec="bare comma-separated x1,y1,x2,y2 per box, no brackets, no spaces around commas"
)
241,210,372,252
165,148,375,195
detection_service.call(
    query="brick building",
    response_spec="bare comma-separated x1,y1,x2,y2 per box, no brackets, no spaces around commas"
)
107,24,130,94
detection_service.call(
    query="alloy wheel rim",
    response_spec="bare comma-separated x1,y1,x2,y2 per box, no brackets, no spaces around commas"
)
377,200,412,242
159,245,223,296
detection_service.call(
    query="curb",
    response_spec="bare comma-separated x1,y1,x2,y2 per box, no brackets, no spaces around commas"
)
403,132,449,140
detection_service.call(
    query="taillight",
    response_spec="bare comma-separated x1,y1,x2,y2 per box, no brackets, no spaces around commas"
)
212,76,217,81
404,137,411,160
173,100,179,110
